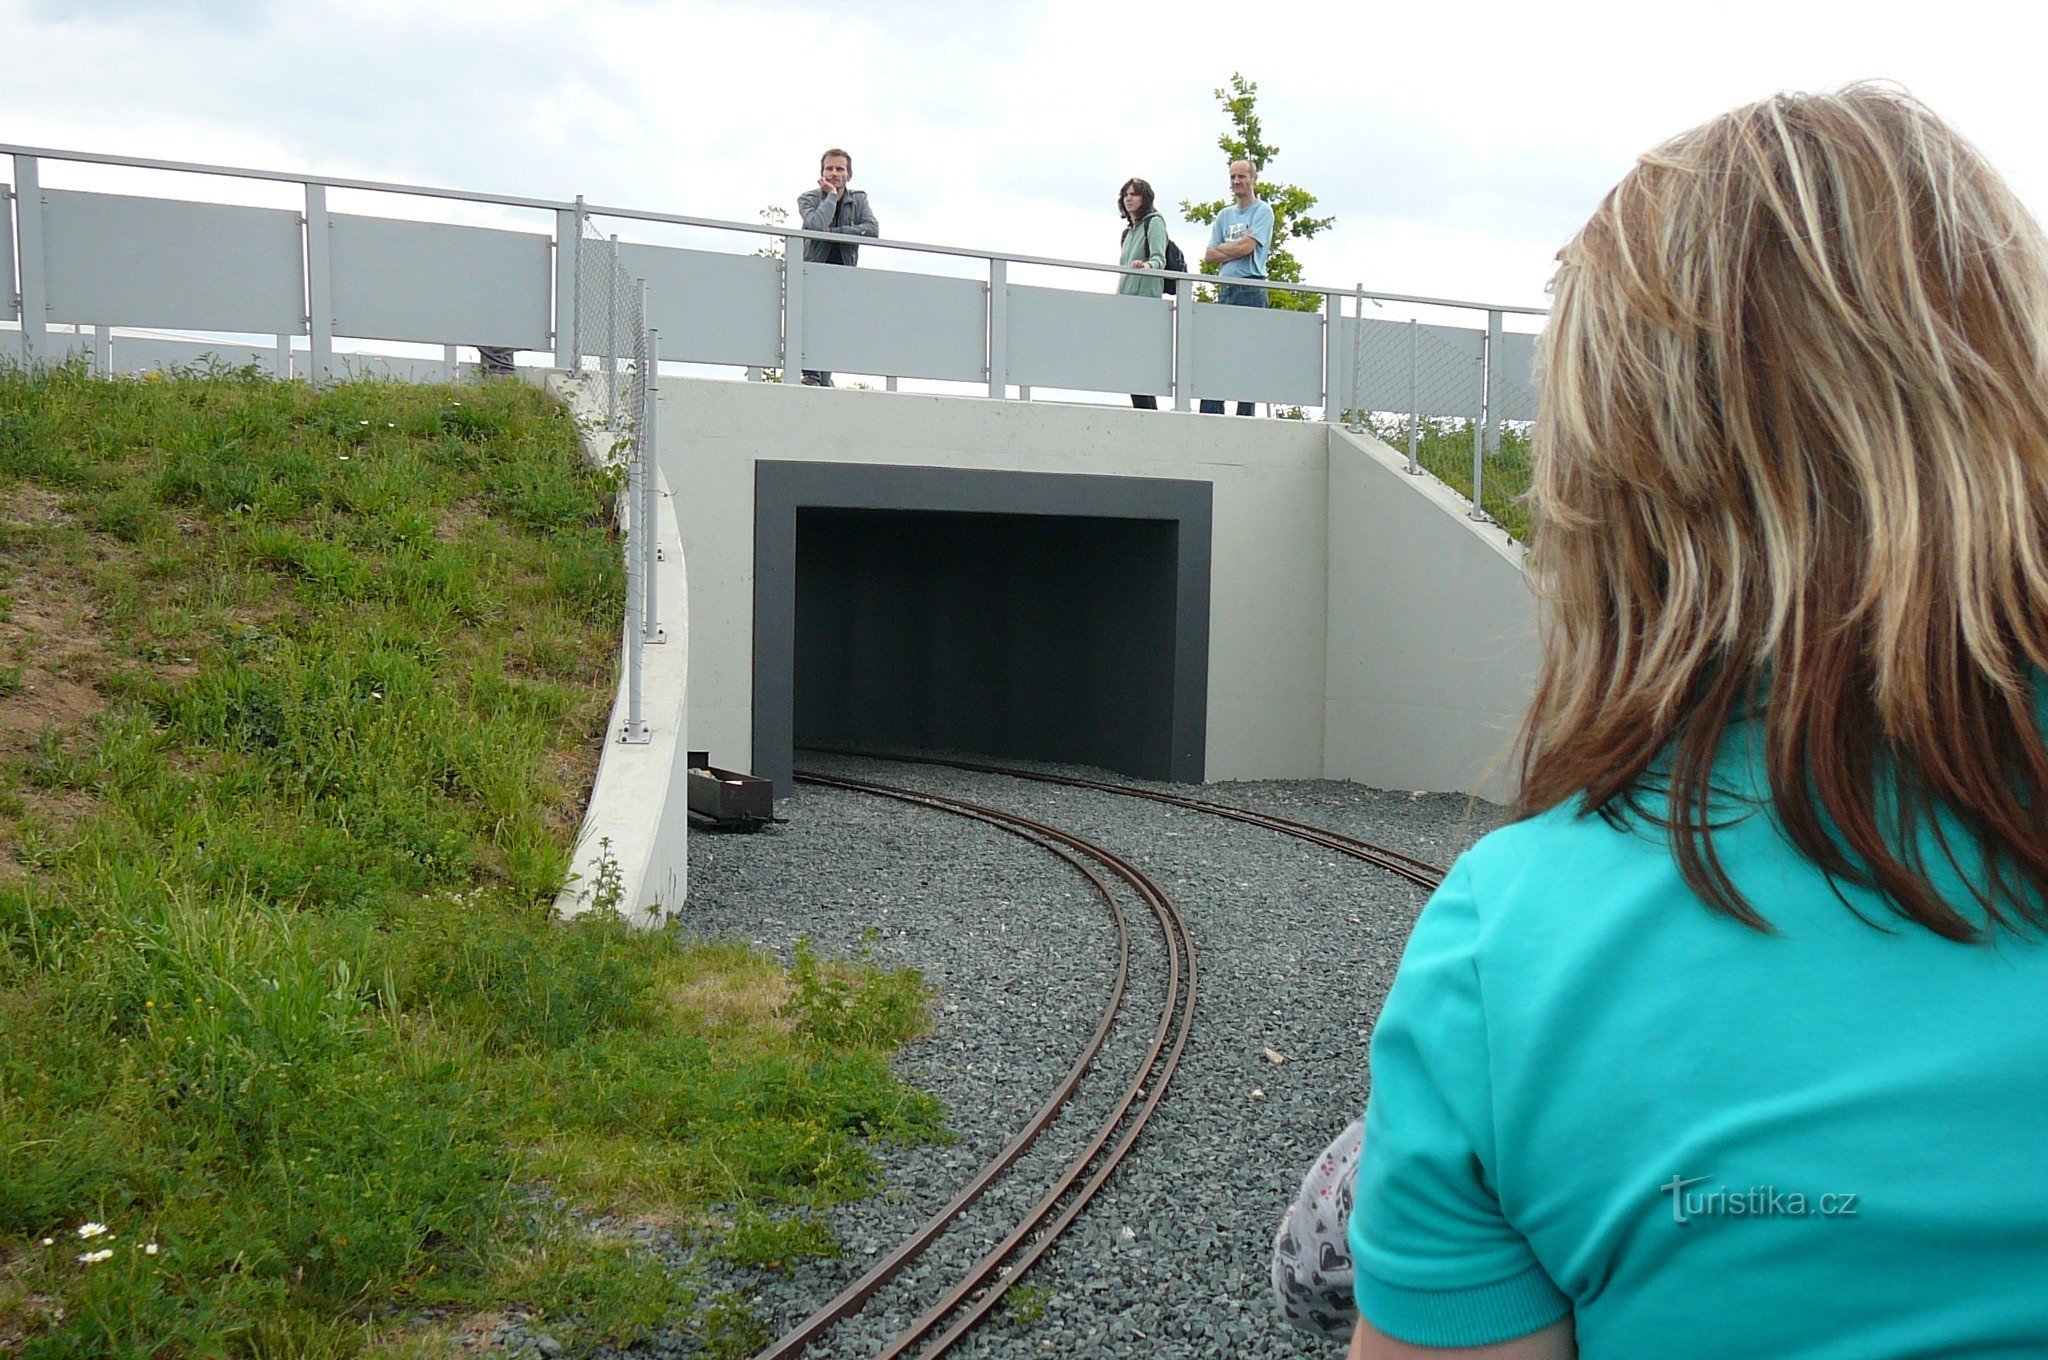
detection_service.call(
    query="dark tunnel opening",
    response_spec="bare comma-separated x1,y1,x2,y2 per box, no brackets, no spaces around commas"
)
792,507,1181,780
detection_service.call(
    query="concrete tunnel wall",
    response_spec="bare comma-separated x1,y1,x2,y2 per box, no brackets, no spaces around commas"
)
657,375,1537,801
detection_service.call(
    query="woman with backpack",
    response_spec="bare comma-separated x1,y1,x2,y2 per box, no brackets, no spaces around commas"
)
1117,177,1170,409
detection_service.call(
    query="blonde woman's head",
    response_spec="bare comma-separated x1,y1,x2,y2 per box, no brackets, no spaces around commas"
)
1524,84,2048,939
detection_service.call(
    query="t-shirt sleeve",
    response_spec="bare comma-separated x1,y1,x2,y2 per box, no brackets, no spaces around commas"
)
1209,215,1227,249
1348,858,1571,1346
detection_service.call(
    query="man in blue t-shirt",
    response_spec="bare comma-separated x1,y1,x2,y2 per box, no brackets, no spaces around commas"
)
1201,159,1275,416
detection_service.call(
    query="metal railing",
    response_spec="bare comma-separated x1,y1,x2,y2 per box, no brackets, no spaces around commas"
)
2,142,1544,528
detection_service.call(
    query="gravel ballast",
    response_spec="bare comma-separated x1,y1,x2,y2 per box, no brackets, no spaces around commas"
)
643,755,1505,1359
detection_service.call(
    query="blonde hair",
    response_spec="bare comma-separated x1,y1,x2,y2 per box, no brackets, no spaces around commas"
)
1523,84,2048,940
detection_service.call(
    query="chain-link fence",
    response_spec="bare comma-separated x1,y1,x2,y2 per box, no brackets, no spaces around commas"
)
572,213,664,743
1338,309,1538,541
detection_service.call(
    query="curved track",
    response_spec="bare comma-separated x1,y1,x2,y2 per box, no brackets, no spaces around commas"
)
756,770,1198,1360
758,753,1449,1359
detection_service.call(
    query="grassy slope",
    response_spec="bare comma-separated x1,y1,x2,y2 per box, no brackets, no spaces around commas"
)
0,368,942,1358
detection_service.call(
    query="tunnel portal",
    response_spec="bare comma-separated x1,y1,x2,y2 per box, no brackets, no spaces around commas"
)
754,463,1212,793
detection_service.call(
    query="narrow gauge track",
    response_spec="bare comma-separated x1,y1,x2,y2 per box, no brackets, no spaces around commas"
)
805,747,1448,892
753,770,1199,1360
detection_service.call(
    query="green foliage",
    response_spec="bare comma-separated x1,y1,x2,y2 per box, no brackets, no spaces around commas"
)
1179,73,1336,314
0,369,945,1356
1363,414,1534,541
1004,1284,1053,1329
784,936,932,1051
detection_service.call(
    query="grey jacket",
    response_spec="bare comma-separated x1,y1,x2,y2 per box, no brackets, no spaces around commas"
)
796,187,880,265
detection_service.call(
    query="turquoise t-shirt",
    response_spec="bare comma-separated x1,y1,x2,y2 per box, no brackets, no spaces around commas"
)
1350,720,2048,1357
1209,198,1273,279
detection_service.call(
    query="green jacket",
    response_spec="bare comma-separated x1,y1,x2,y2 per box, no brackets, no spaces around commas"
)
1118,214,1168,299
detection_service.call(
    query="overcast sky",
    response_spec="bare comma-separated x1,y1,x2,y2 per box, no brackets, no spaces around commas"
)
6,0,2048,316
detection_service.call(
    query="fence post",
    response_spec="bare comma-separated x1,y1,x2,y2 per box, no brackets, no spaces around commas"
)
570,196,587,364
605,235,620,427
1484,308,1503,458
553,202,579,371
1172,285,1194,412
783,244,805,385
986,257,1007,399
92,326,111,376
303,182,333,388
1348,283,1365,431
1470,319,1489,521
11,156,46,360
642,316,664,645
1406,318,1420,475
621,327,650,746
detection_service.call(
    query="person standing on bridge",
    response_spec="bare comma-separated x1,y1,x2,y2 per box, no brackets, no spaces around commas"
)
1117,176,1170,410
796,147,879,388
1200,158,1272,417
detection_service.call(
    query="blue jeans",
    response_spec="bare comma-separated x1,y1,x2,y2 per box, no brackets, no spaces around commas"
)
1200,282,1266,416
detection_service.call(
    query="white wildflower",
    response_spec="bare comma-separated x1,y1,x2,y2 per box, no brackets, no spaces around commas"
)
76,1222,108,1239
143,1243,159,1256
78,1249,114,1264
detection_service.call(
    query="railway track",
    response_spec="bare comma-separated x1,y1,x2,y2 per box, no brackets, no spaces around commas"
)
756,754,1447,1359
760,770,1197,1360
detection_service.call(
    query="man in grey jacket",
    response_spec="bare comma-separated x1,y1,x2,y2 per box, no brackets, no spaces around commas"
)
795,148,879,387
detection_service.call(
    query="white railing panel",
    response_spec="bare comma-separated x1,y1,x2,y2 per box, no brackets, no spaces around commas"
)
1330,317,1486,417
1005,285,1173,396
329,214,551,349
1,185,15,322
1492,329,1539,422
42,189,304,334
618,242,781,369
112,336,281,377
1186,300,1325,407
803,264,986,383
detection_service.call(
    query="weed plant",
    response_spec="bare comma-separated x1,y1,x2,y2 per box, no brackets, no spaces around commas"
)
0,366,943,1357
1361,415,1533,542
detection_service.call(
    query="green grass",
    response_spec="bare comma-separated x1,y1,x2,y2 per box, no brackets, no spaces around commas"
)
1361,415,1533,542
0,365,945,1358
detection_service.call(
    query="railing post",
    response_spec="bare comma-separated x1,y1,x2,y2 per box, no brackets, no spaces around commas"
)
274,334,291,380
621,328,649,746
782,242,804,384
605,234,620,426
1321,288,1339,423
572,196,588,365
553,201,579,371
1484,308,1503,459
1407,318,1420,475
92,325,110,375
1470,319,1489,521
1172,285,1194,412
642,317,663,645
14,155,48,359
986,257,1007,399
1345,283,1365,432
303,182,333,388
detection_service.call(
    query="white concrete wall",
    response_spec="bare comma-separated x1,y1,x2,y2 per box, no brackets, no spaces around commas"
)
1323,428,1536,802
660,378,1332,783
660,377,1539,799
549,374,691,925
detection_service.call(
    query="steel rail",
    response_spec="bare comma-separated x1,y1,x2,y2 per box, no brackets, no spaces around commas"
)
803,748,1450,891
757,774,1196,1360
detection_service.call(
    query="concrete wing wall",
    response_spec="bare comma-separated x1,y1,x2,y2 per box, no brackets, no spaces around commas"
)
659,378,1332,786
1323,427,1537,802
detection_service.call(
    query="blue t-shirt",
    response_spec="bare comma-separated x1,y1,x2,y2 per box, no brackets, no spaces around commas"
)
1209,198,1273,279
1350,717,2048,1357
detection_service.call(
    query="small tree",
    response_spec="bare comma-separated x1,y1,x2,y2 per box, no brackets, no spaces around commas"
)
1179,74,1335,313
